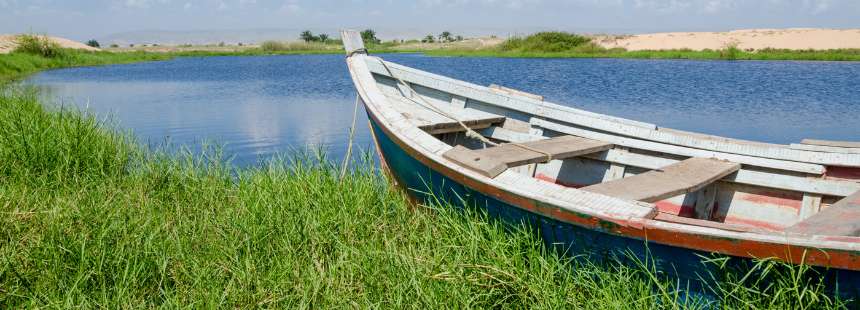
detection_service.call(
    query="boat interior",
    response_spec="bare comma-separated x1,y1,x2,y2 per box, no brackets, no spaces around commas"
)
362,56,860,237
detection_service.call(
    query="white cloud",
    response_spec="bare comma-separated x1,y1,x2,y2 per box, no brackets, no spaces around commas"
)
633,0,692,13
702,0,736,13
125,0,150,8
279,0,302,14
418,0,541,9
183,2,191,10
123,0,171,9
804,0,832,14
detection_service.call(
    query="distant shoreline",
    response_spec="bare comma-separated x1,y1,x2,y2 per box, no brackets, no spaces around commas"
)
3,28,860,83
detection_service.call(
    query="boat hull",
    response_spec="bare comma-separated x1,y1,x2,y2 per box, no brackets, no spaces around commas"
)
366,110,860,297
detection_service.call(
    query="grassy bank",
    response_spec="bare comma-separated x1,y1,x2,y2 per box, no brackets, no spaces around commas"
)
0,50,175,83
0,44,403,83
0,85,849,308
426,32,860,61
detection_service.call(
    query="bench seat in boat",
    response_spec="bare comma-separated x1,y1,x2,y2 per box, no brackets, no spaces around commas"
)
384,93,505,134
581,158,741,203
786,190,860,236
443,136,614,178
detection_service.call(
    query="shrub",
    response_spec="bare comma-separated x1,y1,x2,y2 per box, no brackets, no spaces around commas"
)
360,29,380,45
86,39,100,48
500,32,593,53
720,42,741,60
14,34,66,58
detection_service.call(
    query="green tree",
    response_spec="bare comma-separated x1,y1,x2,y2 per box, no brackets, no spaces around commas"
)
300,30,316,43
455,35,464,41
439,31,452,43
360,29,380,44
317,33,329,43
422,35,435,43
86,39,100,48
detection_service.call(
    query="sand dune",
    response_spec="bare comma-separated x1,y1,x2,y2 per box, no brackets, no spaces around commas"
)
0,35,100,54
596,28,860,51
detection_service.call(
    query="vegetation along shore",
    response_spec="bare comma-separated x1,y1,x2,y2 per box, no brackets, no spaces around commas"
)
0,32,854,308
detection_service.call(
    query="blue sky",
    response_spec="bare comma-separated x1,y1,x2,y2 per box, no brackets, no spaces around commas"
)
1,0,858,40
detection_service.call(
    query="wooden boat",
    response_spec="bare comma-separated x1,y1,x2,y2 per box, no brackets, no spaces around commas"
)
340,30,860,294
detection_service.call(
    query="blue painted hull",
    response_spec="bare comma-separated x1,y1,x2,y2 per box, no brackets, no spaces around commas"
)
367,115,860,298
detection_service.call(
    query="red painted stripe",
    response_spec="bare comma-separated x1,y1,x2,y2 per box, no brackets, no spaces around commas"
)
827,166,860,180
722,216,786,231
654,201,696,218
534,173,587,189
741,191,803,211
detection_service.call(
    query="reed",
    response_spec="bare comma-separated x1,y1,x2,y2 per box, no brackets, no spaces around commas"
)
260,40,341,52
0,85,850,308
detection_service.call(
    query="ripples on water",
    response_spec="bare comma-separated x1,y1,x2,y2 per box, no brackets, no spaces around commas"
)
28,54,860,166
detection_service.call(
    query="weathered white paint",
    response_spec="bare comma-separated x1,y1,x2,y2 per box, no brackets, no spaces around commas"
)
802,139,860,149
790,143,860,154
799,193,823,220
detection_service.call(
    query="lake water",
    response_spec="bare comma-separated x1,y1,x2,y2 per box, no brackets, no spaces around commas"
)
29,54,860,166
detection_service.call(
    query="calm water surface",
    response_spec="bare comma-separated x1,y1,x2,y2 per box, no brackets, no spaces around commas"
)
29,55,860,166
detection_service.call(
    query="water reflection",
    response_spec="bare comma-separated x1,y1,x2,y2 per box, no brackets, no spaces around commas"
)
28,54,860,167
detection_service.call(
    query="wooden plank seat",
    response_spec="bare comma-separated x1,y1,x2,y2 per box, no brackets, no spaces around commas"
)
384,93,505,134
581,158,741,203
443,135,614,178
785,190,860,236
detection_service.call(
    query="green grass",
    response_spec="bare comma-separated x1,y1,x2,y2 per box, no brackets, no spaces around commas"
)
0,85,851,308
500,32,593,53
